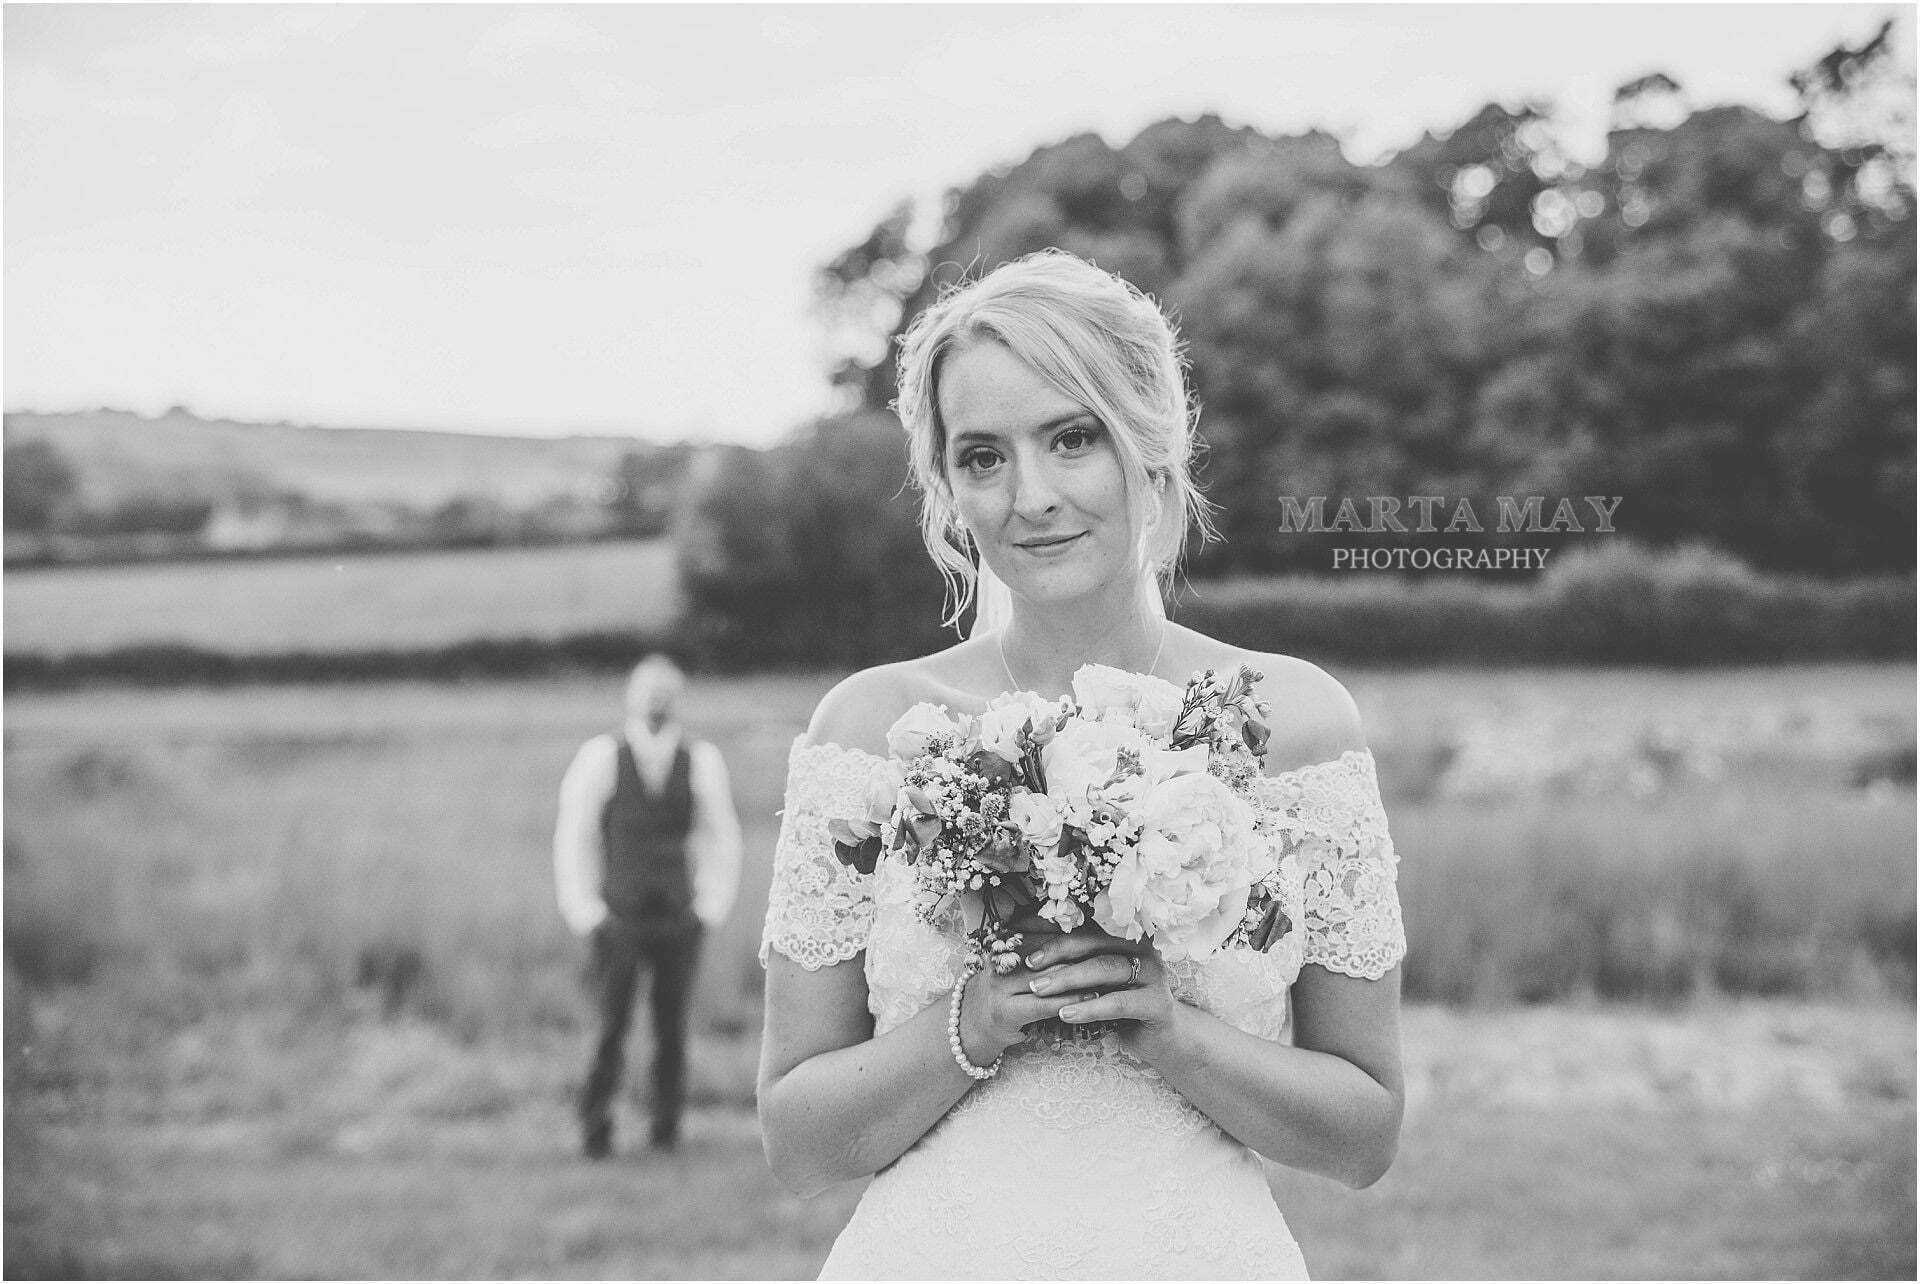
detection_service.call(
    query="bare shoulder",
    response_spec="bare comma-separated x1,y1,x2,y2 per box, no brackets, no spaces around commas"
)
798,644,975,756
1246,652,1366,774
1168,628,1365,775
804,663,917,757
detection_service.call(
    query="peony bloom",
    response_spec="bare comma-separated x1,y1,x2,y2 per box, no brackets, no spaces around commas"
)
886,702,965,760
1041,718,1153,810
1094,771,1271,961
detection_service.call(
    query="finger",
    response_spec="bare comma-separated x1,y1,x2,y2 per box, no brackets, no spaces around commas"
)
1009,990,1093,1029
1023,954,1139,998
1022,931,1143,970
1056,987,1152,1024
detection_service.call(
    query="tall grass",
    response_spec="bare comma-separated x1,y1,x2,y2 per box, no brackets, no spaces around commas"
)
5,668,1912,1043
1398,792,1914,1002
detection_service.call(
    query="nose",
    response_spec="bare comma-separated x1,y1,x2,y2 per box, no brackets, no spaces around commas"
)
1010,455,1063,523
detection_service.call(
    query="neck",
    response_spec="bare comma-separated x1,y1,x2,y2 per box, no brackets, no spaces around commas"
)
998,572,1165,696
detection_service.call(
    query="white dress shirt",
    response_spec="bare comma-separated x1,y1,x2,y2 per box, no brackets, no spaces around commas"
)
552,720,743,936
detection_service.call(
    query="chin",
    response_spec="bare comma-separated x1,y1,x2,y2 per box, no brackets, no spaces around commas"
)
999,565,1124,608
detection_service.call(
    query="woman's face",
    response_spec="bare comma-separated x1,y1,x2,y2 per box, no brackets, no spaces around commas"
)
936,339,1142,612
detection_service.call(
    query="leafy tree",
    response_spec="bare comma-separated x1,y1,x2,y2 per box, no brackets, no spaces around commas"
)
1172,192,1505,571
3,439,77,532
604,442,695,538
831,115,1260,412
1388,101,1581,263
1790,17,1912,218
678,413,948,666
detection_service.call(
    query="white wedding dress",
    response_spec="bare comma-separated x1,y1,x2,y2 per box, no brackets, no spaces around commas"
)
761,736,1406,1281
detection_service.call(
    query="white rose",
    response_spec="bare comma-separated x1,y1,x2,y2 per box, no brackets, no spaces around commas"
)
1041,718,1153,809
976,690,1054,764
1094,771,1269,961
1071,663,1186,736
1007,789,1064,853
885,702,964,760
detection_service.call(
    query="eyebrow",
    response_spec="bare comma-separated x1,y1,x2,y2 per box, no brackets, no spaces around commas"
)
948,411,1095,447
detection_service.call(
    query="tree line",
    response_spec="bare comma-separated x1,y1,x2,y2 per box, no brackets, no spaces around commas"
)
3,430,698,566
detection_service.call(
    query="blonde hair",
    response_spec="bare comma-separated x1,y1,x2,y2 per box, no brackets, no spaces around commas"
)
892,250,1215,630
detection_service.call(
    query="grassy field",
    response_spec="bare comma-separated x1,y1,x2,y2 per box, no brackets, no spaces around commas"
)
5,666,1914,1278
7,1004,1911,1279
4,538,678,654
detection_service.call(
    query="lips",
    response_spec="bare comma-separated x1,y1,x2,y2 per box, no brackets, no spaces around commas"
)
1014,532,1087,557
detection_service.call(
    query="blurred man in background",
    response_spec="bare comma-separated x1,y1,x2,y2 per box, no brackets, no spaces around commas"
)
554,654,742,1158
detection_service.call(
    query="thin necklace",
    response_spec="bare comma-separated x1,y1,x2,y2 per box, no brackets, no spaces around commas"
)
998,620,1168,695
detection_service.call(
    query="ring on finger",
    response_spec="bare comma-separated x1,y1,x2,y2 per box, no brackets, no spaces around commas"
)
1127,956,1143,987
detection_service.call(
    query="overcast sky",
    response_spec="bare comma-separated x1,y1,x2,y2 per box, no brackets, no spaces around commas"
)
5,3,1908,446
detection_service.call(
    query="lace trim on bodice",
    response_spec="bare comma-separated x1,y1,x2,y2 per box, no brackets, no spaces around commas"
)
761,737,1406,983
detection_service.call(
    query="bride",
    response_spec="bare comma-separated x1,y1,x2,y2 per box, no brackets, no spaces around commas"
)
757,251,1405,1280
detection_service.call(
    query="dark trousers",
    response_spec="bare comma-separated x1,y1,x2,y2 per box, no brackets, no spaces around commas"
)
580,911,703,1144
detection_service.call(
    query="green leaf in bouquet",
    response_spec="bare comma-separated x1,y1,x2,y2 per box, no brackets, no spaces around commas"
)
982,876,1038,926
1247,897,1293,953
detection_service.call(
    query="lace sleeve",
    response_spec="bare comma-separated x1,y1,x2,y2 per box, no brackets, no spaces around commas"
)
1256,749,1406,980
759,737,882,971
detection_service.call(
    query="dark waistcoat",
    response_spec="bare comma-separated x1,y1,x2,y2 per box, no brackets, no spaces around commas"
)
601,739,695,919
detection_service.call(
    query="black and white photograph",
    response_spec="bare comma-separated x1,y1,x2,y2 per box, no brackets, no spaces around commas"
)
4,3,1914,1280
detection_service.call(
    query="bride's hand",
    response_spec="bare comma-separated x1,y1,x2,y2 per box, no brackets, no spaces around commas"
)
956,952,1096,1066
1018,925,1177,1044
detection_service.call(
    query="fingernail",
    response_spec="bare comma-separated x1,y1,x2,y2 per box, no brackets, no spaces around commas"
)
1024,952,1046,968
1058,1004,1086,1022
1029,977,1054,995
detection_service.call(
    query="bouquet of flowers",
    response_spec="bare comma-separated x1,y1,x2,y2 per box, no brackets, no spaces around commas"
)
829,663,1299,971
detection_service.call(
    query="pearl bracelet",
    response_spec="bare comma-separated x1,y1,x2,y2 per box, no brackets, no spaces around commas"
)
947,954,1002,1081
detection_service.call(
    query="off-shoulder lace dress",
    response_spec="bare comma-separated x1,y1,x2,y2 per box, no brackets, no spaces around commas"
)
762,736,1406,1281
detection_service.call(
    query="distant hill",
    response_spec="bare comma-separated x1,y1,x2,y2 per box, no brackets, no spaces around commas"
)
2,408,675,509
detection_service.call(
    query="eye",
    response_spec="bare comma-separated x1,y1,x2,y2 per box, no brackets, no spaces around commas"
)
955,445,1003,477
1054,422,1103,454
